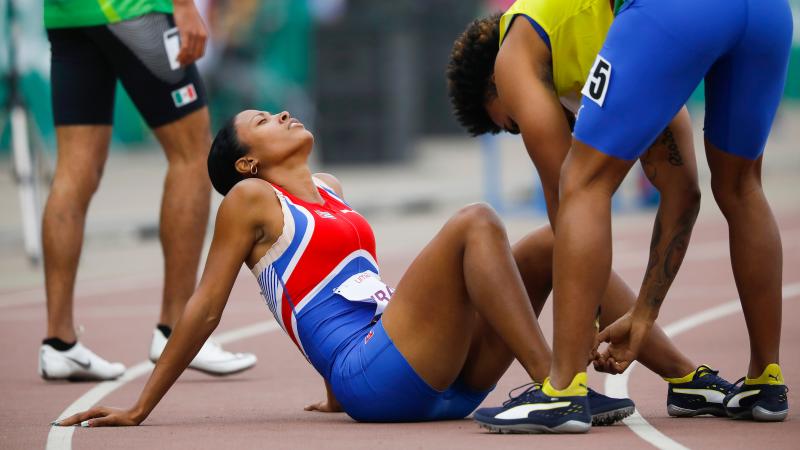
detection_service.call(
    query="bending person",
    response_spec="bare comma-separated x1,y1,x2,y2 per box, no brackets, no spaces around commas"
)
446,0,732,431
450,0,790,432
54,109,639,428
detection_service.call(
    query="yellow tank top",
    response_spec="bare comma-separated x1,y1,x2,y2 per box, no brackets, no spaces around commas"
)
499,0,613,113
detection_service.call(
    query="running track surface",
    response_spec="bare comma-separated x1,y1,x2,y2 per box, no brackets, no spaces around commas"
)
2,211,799,450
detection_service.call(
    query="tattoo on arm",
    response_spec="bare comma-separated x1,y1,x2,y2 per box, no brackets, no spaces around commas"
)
640,201,699,309
640,126,684,183
660,128,684,167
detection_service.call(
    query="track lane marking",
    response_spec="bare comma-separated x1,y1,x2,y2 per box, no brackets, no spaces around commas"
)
46,321,280,450
605,282,800,450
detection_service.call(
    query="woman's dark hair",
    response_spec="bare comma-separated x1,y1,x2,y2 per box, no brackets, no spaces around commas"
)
208,117,251,195
446,13,503,136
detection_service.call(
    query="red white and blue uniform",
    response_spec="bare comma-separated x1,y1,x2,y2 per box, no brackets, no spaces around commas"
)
251,179,491,422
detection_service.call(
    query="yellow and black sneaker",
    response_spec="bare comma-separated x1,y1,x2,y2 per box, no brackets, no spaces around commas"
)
473,373,592,434
724,363,788,422
665,364,734,417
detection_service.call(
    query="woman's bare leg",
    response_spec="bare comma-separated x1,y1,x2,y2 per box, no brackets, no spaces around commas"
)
380,203,550,390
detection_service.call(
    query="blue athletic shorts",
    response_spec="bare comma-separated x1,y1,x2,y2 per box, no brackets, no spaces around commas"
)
573,0,793,160
329,320,493,422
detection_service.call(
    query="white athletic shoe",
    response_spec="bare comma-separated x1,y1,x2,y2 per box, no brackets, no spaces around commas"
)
39,342,126,381
149,328,257,376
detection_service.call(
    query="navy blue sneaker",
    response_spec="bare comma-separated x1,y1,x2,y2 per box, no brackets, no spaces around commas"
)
666,365,734,417
588,387,635,425
473,374,595,434
724,364,788,422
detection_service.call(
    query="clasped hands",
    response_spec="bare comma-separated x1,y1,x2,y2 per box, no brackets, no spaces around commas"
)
591,309,655,375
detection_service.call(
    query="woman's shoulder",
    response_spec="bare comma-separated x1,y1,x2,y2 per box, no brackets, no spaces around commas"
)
219,178,282,220
226,178,276,200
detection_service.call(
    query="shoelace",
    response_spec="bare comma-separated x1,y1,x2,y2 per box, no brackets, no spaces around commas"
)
693,365,735,393
503,382,542,407
695,365,735,392
695,364,720,378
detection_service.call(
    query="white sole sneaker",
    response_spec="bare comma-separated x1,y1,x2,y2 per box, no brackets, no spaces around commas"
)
149,329,257,376
39,342,126,381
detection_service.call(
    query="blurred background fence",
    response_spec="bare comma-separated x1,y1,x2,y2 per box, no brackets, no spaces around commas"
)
1,0,799,160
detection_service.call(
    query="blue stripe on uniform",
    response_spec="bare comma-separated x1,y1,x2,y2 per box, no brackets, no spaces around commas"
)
270,201,310,276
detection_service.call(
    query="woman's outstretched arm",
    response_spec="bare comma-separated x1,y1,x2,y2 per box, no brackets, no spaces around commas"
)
55,181,279,427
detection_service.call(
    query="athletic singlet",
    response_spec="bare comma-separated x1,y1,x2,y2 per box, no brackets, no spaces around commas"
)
44,0,173,29
250,178,391,379
498,0,613,113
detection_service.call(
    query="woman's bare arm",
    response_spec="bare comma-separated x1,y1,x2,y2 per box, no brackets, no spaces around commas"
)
55,181,280,427
495,20,573,228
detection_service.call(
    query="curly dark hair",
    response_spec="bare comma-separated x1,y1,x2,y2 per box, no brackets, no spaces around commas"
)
447,13,503,136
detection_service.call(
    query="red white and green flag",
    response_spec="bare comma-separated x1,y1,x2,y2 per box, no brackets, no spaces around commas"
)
171,84,198,107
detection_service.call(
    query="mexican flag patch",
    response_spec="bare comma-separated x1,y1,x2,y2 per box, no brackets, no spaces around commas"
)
171,83,198,107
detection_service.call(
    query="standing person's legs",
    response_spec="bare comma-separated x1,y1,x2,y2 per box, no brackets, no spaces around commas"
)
702,0,792,381
44,27,117,343
707,149,782,373
550,146,633,386
43,126,112,342
701,0,792,421
152,109,211,327
39,27,126,381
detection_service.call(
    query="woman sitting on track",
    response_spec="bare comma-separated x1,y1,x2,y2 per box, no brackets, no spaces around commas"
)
56,109,695,428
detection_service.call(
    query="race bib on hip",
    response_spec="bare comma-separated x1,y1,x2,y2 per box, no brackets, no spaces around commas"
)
334,270,394,317
163,27,181,70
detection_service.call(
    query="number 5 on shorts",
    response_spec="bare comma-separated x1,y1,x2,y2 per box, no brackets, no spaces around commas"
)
582,55,612,107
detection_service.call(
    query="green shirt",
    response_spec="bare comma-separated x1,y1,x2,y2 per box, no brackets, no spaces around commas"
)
44,0,174,29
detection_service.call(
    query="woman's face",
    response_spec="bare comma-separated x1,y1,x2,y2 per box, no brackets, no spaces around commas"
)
234,109,314,167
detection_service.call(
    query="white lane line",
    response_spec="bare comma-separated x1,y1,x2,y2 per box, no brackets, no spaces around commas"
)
46,320,281,450
605,282,800,449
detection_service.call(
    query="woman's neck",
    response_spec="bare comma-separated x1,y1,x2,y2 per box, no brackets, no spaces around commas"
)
267,165,324,205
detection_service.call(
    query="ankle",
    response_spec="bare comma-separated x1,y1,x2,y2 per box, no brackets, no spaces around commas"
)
660,361,696,381
46,327,77,343
156,323,172,338
42,337,77,351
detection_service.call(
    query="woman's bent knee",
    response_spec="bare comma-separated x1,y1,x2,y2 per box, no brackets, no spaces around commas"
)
453,203,505,236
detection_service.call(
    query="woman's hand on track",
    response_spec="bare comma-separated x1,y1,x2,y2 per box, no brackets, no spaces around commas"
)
53,406,142,427
304,399,343,413
593,311,653,374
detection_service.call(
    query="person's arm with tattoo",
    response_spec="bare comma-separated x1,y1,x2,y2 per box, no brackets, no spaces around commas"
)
595,108,702,373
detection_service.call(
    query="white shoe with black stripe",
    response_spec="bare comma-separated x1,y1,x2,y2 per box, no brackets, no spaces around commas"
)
39,342,126,381
149,328,257,376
